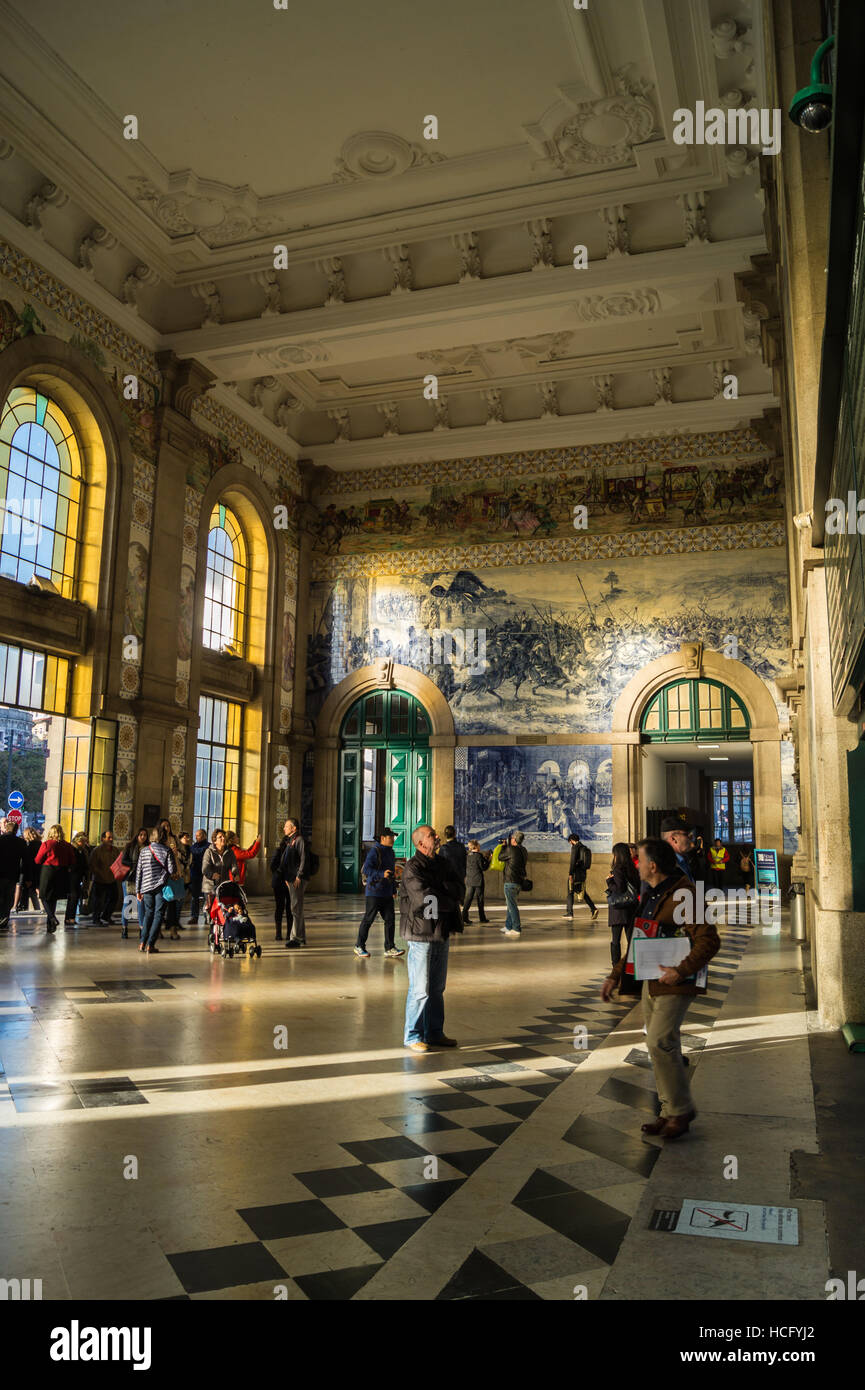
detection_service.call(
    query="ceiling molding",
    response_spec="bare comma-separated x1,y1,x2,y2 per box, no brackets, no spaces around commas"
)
305,391,779,469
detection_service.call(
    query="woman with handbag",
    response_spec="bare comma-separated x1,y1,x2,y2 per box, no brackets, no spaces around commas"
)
65,831,91,927
35,825,76,933
605,842,641,968
135,826,178,954
158,819,183,940
120,828,149,939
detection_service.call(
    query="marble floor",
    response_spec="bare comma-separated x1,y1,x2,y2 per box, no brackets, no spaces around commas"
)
0,895,831,1300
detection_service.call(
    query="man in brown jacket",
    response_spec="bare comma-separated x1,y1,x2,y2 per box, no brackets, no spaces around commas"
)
601,836,720,1139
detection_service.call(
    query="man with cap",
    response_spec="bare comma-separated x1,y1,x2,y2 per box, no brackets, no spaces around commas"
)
660,816,704,887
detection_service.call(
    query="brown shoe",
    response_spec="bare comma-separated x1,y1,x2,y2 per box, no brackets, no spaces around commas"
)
641,1116,667,1135
427,1036,458,1047
406,1041,429,1053
661,1111,696,1140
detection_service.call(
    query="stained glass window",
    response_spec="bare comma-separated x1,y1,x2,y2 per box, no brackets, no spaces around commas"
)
0,388,82,598
203,504,247,652
195,695,241,834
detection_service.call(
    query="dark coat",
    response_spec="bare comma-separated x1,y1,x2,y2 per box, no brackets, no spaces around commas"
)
0,830,25,881
190,840,208,884
465,849,489,887
501,842,528,885
569,841,590,882
438,838,467,885
606,860,640,927
399,851,463,942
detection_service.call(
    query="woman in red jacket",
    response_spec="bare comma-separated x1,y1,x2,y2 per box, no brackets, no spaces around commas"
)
226,831,260,887
35,825,76,933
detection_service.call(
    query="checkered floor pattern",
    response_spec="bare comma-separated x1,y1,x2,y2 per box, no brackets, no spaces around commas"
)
162,926,752,1299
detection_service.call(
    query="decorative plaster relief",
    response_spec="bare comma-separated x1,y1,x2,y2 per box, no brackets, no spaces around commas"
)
333,132,445,183
573,288,660,322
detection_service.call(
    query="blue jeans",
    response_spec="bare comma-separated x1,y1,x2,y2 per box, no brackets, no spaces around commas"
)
139,890,165,948
404,939,449,1044
504,882,521,932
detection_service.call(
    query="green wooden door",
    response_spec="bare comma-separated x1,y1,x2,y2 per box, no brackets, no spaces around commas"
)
338,747,361,893
339,690,431,892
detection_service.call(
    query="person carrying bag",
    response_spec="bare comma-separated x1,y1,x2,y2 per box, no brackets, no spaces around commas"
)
135,827,177,955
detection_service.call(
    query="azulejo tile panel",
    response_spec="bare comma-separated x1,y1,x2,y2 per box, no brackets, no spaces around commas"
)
312,521,784,581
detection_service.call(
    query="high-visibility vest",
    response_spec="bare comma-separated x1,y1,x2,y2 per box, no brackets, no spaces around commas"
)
708,846,727,869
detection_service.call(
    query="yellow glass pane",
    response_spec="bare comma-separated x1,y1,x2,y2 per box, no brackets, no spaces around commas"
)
731,705,746,727
644,701,660,731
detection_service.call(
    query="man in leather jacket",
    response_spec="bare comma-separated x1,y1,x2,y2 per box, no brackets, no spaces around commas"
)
399,824,464,1052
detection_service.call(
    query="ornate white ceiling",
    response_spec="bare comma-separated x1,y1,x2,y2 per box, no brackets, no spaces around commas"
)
0,0,776,465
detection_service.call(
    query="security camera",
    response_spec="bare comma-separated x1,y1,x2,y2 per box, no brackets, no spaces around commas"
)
788,35,835,134
788,86,833,132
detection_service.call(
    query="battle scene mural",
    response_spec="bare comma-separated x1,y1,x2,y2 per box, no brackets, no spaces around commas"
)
454,744,613,856
306,547,790,736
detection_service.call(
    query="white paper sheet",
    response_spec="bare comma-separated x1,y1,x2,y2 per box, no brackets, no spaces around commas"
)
631,935,693,979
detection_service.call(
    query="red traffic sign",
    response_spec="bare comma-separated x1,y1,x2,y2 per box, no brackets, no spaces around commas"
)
6,809,23,826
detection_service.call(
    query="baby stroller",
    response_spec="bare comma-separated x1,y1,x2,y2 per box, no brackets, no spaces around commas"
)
209,880,261,959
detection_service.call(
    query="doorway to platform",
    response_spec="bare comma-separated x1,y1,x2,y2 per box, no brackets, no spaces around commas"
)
337,689,431,892
640,676,754,853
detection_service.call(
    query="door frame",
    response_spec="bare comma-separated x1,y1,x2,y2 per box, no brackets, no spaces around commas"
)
313,663,455,892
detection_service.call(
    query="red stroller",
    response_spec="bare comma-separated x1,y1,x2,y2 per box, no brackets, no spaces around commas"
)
209,880,261,959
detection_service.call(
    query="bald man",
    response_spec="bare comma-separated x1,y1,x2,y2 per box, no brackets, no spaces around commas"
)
398,824,464,1052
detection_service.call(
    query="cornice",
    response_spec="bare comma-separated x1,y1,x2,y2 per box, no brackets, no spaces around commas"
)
161,237,767,370
307,393,778,471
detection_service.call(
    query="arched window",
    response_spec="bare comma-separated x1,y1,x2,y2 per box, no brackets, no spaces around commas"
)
640,679,750,742
203,503,247,652
0,387,82,598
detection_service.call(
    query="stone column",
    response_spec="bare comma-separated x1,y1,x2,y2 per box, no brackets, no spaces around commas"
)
131,352,214,827
804,568,865,1026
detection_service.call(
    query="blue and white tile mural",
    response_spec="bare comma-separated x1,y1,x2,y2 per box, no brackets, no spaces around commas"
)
307,548,790,735
454,744,613,856
780,739,799,855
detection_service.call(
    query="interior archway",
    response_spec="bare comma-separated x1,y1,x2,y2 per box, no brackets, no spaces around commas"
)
610,646,785,855
312,663,455,892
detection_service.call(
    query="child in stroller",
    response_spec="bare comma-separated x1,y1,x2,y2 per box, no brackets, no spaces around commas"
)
209,880,261,958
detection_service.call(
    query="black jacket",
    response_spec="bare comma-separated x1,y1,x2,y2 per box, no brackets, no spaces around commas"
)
569,841,590,881
438,838,467,886
501,842,528,885
399,850,464,942
0,830,25,881
606,861,640,926
465,849,489,887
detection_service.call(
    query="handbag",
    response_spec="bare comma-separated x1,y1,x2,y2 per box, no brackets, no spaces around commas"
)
521,878,533,892
149,845,184,901
110,851,130,882
606,879,638,908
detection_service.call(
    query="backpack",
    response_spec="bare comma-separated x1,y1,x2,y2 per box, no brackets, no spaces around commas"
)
580,844,592,872
360,846,381,888
306,850,320,878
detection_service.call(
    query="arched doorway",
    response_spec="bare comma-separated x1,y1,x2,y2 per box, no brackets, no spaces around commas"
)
312,663,455,893
640,677,754,841
610,645,785,855
338,688,431,892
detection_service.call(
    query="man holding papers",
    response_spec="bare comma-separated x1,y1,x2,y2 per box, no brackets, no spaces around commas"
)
601,837,720,1140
